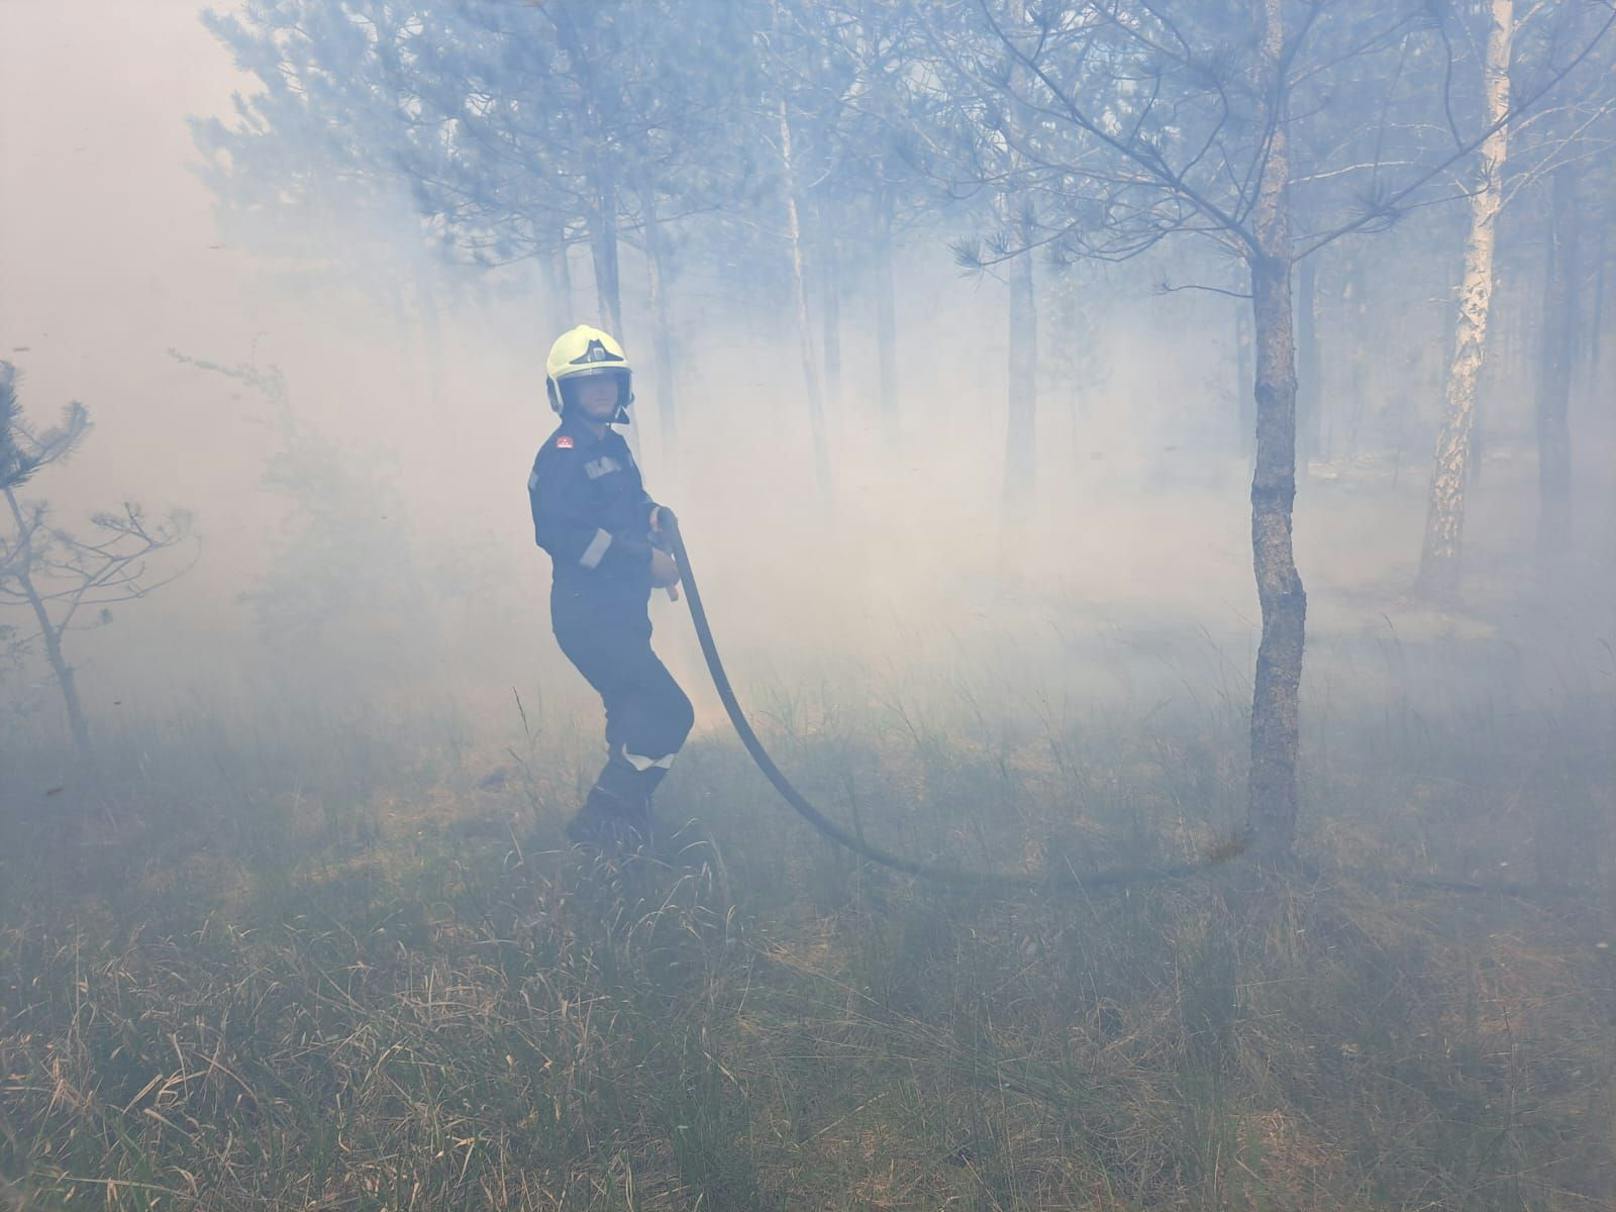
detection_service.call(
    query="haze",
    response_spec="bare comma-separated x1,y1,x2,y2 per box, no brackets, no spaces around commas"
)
2,2,1613,1208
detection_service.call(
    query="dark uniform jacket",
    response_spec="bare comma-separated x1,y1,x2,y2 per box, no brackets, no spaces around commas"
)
528,418,660,621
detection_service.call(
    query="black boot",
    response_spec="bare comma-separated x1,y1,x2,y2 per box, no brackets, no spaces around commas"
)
565,784,653,852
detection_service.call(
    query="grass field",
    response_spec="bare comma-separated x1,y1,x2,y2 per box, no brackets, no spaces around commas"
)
3,636,1613,1210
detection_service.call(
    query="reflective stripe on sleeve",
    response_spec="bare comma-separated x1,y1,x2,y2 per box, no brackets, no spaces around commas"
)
579,528,613,569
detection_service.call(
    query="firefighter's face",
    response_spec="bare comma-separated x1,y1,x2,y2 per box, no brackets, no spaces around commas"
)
570,375,619,422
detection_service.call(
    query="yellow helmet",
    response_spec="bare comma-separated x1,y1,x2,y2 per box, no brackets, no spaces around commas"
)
545,324,634,418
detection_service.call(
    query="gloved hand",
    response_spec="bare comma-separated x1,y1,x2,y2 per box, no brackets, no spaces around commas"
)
648,507,681,600
651,548,681,595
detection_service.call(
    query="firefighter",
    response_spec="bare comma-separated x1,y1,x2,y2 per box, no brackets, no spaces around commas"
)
528,324,693,848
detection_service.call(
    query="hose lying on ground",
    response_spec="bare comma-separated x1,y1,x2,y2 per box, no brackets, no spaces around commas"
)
659,515,1550,902
661,512,1248,893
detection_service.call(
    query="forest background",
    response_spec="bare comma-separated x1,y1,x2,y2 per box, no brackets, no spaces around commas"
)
1,1,1614,1209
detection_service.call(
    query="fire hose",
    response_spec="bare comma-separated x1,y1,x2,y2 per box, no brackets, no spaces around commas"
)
659,510,1248,892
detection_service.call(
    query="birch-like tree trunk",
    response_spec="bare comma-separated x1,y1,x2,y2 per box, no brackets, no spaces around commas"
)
1417,0,1514,602
1246,0,1306,858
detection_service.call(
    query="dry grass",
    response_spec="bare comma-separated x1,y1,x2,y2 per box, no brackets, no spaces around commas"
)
2,675,1614,1210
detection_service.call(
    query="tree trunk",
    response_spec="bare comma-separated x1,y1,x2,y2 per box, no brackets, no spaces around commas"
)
874,188,900,448
639,180,678,454
1003,204,1038,510
589,174,641,459
1246,0,1305,859
1296,254,1322,463
778,95,832,500
540,233,574,338
4,487,91,759
1587,191,1606,388
589,174,623,339
1536,159,1578,562
1417,0,1513,603
1235,303,1255,459
999,0,1038,512
1340,259,1370,457
820,223,843,417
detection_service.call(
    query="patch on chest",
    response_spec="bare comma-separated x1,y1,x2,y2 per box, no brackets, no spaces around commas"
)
584,456,622,480
555,435,574,450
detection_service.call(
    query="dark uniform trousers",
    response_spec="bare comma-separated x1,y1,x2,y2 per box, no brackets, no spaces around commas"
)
529,418,694,811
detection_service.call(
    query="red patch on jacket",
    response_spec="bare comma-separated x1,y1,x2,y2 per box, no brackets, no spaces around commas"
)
555,435,574,449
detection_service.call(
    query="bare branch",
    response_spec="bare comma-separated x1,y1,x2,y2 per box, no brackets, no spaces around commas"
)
1154,279,1253,300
